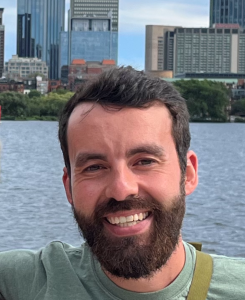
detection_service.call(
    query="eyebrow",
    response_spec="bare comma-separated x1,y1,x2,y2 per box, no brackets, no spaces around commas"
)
74,145,166,168
126,144,166,158
74,153,107,168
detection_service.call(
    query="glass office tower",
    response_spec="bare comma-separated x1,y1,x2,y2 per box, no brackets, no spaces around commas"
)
69,0,119,62
210,0,245,27
17,0,65,79
70,17,118,63
59,0,119,80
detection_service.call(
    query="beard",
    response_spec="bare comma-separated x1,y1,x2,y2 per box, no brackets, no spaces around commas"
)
72,182,186,280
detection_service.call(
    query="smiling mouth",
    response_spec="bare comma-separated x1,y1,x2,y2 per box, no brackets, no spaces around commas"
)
106,212,150,227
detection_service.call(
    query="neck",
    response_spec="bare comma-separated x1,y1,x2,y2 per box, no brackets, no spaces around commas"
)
103,237,186,293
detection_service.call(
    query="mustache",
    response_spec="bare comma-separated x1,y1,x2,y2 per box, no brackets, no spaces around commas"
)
93,196,164,220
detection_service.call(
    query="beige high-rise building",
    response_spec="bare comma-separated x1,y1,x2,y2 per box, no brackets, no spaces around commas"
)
145,25,180,73
146,24,245,77
174,26,245,75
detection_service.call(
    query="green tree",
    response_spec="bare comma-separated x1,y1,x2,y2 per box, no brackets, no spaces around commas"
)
0,92,28,118
231,99,245,115
39,92,74,118
174,79,229,121
53,89,71,95
28,90,42,99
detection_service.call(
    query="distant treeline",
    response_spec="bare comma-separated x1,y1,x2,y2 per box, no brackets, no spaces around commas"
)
173,79,245,122
173,79,229,122
0,90,74,121
0,80,245,122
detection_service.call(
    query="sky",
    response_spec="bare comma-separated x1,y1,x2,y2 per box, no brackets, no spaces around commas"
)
1,0,210,70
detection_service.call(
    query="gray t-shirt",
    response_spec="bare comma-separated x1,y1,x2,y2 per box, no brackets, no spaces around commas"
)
0,241,244,299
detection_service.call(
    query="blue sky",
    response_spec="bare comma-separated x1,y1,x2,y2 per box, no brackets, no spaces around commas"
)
1,0,210,70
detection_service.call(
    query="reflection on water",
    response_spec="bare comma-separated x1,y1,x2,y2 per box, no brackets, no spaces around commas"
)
0,121,245,256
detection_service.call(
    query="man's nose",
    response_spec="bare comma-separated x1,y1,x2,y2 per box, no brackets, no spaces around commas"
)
105,166,139,201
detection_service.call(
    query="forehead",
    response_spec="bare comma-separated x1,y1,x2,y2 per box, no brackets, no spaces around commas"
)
69,101,171,124
66,102,173,151
68,101,172,132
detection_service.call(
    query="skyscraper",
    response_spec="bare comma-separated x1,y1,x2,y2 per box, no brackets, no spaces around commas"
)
17,0,65,79
210,0,245,28
60,0,118,69
145,25,179,72
0,8,4,78
174,26,245,75
71,0,119,31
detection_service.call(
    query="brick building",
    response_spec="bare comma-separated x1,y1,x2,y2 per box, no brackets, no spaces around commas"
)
68,59,115,91
0,78,24,93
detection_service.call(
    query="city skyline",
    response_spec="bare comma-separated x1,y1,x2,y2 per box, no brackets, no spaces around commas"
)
2,0,209,70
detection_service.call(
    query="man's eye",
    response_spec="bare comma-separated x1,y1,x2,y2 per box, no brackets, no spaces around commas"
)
137,159,155,166
85,165,104,172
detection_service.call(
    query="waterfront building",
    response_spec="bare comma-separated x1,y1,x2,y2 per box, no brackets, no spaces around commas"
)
4,55,48,80
17,0,65,79
145,25,180,75
0,78,24,93
0,8,5,78
174,25,245,75
36,76,48,94
48,79,62,92
210,0,245,28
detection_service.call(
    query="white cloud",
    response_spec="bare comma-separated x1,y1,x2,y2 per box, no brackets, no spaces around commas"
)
119,2,209,33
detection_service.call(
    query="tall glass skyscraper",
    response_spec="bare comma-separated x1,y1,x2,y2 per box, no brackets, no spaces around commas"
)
210,0,245,27
17,0,65,79
59,0,119,78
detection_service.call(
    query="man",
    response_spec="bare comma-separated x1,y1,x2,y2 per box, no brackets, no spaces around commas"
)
0,67,244,299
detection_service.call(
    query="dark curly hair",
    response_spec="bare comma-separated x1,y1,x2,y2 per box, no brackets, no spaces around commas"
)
58,66,190,177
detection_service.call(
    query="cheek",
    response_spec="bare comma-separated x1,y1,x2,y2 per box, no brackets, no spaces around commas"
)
72,180,103,213
143,170,181,201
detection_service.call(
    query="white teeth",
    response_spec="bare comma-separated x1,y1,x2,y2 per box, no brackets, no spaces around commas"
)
128,221,136,227
119,216,127,223
138,213,143,220
134,214,138,221
126,215,134,222
118,221,137,227
107,212,149,226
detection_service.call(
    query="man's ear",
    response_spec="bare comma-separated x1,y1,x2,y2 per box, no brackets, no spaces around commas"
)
185,150,198,196
62,167,73,205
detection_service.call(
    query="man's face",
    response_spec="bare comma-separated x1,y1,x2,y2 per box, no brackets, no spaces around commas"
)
63,102,196,279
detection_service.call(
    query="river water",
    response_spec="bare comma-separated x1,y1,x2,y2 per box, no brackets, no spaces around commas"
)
0,121,245,257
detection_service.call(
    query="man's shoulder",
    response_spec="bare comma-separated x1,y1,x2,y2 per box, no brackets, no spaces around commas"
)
208,254,245,299
0,241,84,262
211,253,245,274
0,241,89,299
